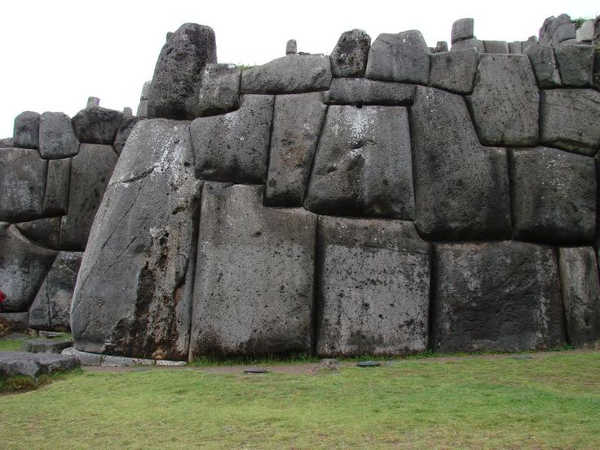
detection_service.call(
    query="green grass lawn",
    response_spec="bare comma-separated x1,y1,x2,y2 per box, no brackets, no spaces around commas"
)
1,351,599,449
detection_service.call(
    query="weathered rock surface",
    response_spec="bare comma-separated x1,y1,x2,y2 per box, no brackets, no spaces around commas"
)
43,158,70,216
113,115,139,155
0,148,47,222
577,20,595,42
558,247,600,346
524,43,561,88
483,40,508,53
330,29,371,77
554,44,594,87
325,78,415,105
189,183,316,358
265,92,326,206
0,352,79,378
468,54,539,146
147,23,217,119
191,94,273,184
433,242,565,352
196,63,241,116
24,338,74,354
540,89,600,154
60,144,117,250
316,217,430,357
0,224,56,312
72,107,124,144
539,14,576,46
508,42,523,54
28,252,82,331
365,31,430,84
39,112,79,159
0,313,29,332
0,138,14,148
305,105,414,219
16,217,61,249
510,147,596,245
13,111,40,149
241,54,332,94
286,39,297,55
451,18,474,43
71,119,200,360
429,49,478,94
410,86,511,240
451,38,484,52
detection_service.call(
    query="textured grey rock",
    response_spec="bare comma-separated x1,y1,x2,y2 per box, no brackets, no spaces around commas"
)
29,252,82,331
510,147,596,245
241,54,332,94
189,183,316,358
429,49,478,94
305,105,414,219
16,217,61,250
330,29,371,77
434,41,449,53
86,97,100,108
13,111,40,149
39,112,79,159
365,31,430,84
559,247,600,346
147,23,217,119
265,92,326,206
316,217,430,357
595,48,600,90
451,18,474,43
43,158,70,216
72,106,124,144
113,115,139,155
451,38,484,52
71,119,200,361
539,14,576,46
137,100,148,118
61,347,104,366
25,339,73,354
196,63,241,116
60,144,117,250
325,78,415,105
468,54,539,146
0,224,56,312
0,138,14,148
191,94,273,184
524,43,561,88
0,352,79,379
554,44,594,87
540,89,600,154
577,20,595,42
286,39,297,55
411,86,511,240
508,42,523,54
0,313,29,332
433,242,565,352
0,148,47,222
483,40,509,54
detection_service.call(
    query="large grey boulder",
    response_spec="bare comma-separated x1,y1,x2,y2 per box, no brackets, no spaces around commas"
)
429,49,478,94
43,158,70,216
241,54,332,94
72,107,124,144
13,111,40,149
195,63,241,116
558,247,600,347
265,92,327,206
468,54,539,146
39,112,79,159
365,31,430,84
147,23,217,119
189,183,316,358
510,147,596,245
305,105,414,220
0,352,79,379
524,43,561,88
0,224,56,312
71,119,200,361
190,94,273,184
16,217,61,250
60,144,117,250
433,241,565,352
483,40,509,54
316,217,430,357
325,78,415,105
330,29,371,77
0,148,47,222
554,44,594,87
410,86,511,240
539,14,576,46
451,18,474,43
451,38,484,52
540,89,600,154
29,252,82,331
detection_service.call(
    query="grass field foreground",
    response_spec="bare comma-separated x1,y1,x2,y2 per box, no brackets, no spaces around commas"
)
1,351,599,448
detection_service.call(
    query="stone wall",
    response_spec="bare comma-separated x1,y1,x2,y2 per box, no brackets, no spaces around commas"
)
6,15,600,358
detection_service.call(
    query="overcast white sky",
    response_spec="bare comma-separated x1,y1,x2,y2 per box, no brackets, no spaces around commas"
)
0,0,597,137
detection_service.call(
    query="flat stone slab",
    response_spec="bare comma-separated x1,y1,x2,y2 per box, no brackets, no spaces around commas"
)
24,339,73,354
325,78,415,105
0,351,79,379
61,347,186,367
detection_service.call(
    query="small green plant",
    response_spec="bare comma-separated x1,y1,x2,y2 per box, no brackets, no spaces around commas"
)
572,17,592,29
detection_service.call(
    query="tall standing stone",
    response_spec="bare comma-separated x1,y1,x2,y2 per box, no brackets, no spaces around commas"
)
330,29,371,77
13,111,40,149
147,23,217,119
286,39,297,55
451,18,474,43
39,112,80,159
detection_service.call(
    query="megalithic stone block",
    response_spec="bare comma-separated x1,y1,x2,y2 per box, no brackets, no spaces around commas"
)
71,119,201,361
433,241,565,352
43,158,70,216
72,106,124,144
451,18,474,44
429,49,479,94
189,183,316,358
13,111,40,149
316,217,430,357
16,217,61,250
39,112,80,159
330,29,371,77
524,43,561,88
195,63,241,116
554,44,594,87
